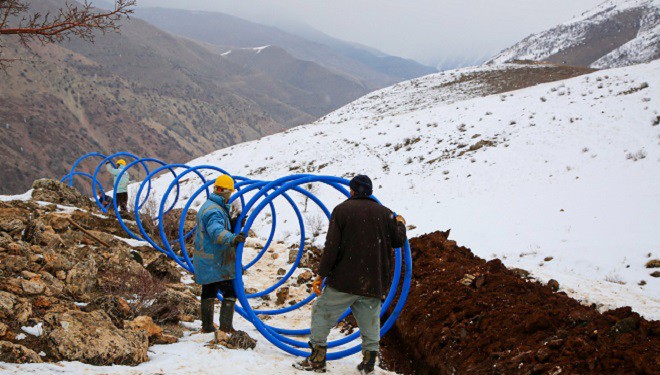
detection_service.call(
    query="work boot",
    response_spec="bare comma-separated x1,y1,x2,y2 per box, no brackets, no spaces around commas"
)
292,342,327,372
200,298,216,333
219,297,236,333
357,350,377,373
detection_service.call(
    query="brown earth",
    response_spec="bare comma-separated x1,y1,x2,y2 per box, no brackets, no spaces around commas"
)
460,62,596,95
380,230,659,374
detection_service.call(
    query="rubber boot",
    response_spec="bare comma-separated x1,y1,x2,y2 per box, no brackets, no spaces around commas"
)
357,350,377,373
219,297,236,333
292,342,327,372
200,298,216,333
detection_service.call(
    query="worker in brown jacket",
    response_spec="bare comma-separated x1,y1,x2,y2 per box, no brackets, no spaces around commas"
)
294,175,407,373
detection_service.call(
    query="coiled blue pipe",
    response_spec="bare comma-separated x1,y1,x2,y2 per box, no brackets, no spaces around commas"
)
61,152,412,360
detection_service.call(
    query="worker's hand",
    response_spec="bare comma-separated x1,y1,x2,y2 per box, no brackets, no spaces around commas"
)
312,276,323,295
241,215,248,227
232,233,246,246
396,215,406,226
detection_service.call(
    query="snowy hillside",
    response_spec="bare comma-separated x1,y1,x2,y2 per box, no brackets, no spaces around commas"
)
138,60,660,320
2,60,658,375
488,0,660,68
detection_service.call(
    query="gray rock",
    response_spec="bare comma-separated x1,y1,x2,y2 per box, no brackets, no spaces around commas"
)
3,255,29,273
13,300,32,324
65,258,97,300
0,341,43,364
0,291,16,319
21,278,46,295
43,310,148,366
31,179,93,209
288,249,298,264
297,270,313,285
0,218,24,234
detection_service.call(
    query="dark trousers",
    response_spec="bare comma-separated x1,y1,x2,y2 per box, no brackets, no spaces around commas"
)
116,192,128,212
201,279,236,300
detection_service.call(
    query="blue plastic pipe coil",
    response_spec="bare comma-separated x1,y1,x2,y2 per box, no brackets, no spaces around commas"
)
61,152,412,360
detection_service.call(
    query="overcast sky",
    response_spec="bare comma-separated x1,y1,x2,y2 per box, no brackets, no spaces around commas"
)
134,0,604,67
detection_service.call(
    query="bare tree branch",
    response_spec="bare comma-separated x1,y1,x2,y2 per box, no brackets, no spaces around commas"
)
0,0,135,66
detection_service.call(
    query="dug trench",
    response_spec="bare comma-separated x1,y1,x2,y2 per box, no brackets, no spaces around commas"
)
379,230,659,374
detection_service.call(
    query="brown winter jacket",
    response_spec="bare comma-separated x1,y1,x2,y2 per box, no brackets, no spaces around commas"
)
317,196,407,299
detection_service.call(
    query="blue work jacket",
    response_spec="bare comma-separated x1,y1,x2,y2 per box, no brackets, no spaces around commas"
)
193,193,237,285
105,164,130,193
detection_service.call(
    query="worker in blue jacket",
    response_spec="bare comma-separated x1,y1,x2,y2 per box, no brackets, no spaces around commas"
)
194,174,246,333
105,159,130,212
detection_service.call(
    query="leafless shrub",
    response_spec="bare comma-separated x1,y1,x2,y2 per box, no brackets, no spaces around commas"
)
99,267,167,317
605,272,626,285
305,213,326,240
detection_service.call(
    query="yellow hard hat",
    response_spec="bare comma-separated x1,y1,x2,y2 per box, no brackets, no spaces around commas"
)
117,159,127,167
214,174,235,191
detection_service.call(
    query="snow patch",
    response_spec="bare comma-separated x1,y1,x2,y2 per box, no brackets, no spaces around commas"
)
21,323,43,337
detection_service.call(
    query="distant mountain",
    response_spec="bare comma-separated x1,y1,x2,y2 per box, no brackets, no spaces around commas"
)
0,0,370,194
267,19,439,80
134,7,437,89
488,0,659,68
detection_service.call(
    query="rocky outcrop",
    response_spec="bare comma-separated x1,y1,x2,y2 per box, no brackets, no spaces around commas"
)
124,315,179,345
43,310,149,366
0,341,43,364
0,197,200,366
31,179,93,209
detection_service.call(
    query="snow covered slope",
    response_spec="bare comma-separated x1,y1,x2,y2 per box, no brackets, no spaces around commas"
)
138,60,660,320
488,0,660,68
3,59,657,375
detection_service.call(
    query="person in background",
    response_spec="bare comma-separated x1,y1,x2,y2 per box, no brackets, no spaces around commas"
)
105,159,130,212
194,175,247,334
294,175,407,373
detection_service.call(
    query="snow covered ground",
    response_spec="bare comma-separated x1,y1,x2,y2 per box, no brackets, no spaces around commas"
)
131,61,659,320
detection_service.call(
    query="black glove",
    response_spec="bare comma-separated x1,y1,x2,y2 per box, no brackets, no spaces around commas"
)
232,233,246,246
230,215,248,231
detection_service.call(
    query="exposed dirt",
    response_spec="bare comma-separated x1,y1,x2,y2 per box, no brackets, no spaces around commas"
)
475,62,596,95
380,230,659,374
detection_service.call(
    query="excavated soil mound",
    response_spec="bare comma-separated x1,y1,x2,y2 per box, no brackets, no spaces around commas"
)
380,231,659,374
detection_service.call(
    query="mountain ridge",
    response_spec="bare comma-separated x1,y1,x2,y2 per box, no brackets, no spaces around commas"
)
133,7,437,89
488,0,659,68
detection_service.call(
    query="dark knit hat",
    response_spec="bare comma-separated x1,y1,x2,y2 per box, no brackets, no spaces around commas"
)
349,175,373,196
